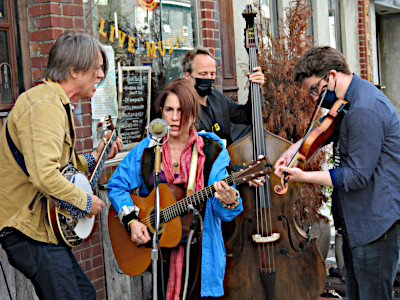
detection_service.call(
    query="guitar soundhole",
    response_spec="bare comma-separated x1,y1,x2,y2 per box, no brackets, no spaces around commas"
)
149,219,166,235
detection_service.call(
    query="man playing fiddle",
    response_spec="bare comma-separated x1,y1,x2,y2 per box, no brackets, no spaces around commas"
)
274,46,400,300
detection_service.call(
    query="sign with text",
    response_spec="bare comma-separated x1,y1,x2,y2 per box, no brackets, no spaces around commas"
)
91,45,118,119
91,45,118,149
119,66,151,146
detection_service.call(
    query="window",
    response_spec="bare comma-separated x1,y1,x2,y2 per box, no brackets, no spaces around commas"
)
84,0,197,145
328,0,342,51
87,0,196,84
261,0,279,39
0,0,19,110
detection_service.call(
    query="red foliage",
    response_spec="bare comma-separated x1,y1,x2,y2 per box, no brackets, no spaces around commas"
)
258,0,314,142
256,0,331,223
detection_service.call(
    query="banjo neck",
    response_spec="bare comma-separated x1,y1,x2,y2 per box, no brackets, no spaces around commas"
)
89,127,117,190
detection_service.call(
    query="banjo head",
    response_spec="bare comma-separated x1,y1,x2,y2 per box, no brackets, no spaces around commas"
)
75,215,95,239
63,167,95,239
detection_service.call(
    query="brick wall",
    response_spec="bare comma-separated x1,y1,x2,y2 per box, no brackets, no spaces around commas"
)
357,0,372,81
73,101,94,153
27,1,106,298
199,0,223,89
73,101,107,300
28,0,85,85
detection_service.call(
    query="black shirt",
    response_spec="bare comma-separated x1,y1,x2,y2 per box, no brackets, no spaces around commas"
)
196,89,253,146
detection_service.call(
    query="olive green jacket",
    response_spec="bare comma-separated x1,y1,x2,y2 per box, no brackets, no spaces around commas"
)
0,79,89,244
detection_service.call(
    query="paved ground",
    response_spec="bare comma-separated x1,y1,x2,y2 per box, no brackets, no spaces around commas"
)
320,239,346,299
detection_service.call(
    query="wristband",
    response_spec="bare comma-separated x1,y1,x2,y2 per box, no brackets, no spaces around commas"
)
220,199,239,209
118,205,140,233
121,212,139,232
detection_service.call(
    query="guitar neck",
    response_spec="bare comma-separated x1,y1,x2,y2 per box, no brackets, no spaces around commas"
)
162,174,235,222
158,155,269,222
89,130,117,189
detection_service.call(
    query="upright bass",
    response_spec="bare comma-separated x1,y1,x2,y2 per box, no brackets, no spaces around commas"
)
222,5,326,299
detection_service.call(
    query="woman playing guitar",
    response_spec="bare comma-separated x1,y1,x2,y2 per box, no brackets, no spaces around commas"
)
107,78,266,298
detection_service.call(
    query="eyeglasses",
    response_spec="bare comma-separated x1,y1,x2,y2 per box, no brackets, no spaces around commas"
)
309,75,327,96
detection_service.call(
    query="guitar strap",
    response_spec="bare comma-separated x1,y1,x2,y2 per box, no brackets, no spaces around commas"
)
5,100,74,177
63,102,75,139
186,141,198,196
63,102,74,161
5,122,29,177
5,122,43,210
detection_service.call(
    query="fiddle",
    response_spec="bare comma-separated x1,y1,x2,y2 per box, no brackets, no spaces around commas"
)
274,98,349,195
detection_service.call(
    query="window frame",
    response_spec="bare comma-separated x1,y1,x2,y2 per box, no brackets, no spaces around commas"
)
0,0,19,110
328,0,343,51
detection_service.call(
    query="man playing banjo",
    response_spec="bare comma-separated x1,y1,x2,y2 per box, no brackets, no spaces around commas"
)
0,33,123,299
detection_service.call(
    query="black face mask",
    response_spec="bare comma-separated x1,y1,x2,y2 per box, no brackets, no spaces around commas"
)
319,81,337,109
194,77,214,97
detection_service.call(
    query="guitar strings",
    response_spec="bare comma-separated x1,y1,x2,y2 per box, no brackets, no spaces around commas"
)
139,163,260,226
249,45,276,272
140,176,235,227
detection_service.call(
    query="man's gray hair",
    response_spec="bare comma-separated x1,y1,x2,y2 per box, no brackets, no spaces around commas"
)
44,32,108,84
181,46,215,74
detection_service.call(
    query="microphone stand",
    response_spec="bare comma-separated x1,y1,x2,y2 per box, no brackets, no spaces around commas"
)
152,142,162,300
147,118,169,300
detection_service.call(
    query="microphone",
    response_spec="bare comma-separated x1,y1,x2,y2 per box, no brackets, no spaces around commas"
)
147,118,169,140
147,118,169,174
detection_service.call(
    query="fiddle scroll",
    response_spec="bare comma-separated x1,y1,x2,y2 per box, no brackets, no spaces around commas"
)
274,99,349,195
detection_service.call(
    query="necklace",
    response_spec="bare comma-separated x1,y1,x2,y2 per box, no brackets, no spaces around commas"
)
169,140,185,169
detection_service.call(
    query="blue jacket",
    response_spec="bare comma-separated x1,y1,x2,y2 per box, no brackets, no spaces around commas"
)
107,131,243,296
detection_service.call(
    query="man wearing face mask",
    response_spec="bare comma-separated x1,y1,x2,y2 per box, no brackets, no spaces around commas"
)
274,46,400,300
182,46,265,146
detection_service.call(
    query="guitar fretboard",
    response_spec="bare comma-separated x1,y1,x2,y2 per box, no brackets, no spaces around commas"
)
162,175,235,222
141,156,269,229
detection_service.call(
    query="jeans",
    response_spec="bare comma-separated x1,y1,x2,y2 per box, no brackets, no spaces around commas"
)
342,221,400,300
0,231,96,300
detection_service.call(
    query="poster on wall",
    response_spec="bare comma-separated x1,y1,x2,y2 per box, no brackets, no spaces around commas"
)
91,45,118,148
118,66,152,149
91,45,118,119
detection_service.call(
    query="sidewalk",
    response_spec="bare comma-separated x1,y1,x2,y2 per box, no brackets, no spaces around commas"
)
320,231,346,300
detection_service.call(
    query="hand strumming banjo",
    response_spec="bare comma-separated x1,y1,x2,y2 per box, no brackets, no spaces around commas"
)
47,116,117,247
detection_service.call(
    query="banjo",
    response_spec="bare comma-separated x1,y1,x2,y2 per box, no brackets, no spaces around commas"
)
47,116,117,247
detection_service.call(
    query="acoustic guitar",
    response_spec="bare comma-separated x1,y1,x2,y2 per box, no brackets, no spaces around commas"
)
108,156,271,276
48,116,117,247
